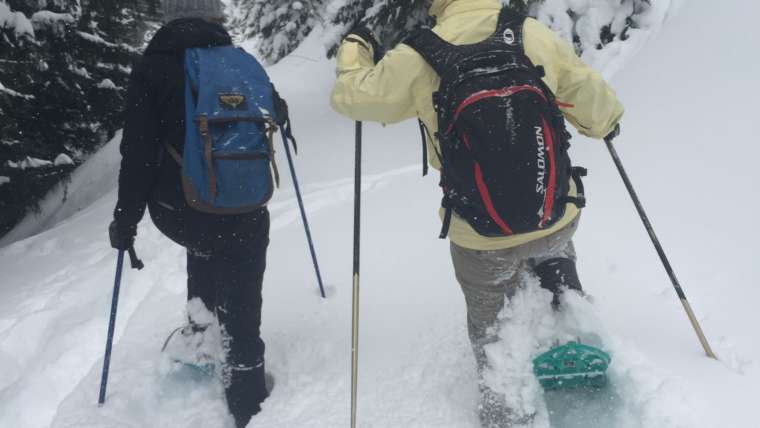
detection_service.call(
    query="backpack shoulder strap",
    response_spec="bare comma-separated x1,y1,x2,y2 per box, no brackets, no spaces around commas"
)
493,8,528,55
403,28,456,77
165,143,183,165
405,10,529,76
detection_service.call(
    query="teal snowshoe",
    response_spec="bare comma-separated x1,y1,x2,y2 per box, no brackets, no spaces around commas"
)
162,323,217,377
533,341,611,390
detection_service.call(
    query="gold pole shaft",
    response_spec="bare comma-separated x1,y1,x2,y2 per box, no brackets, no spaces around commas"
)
351,274,360,428
680,298,718,359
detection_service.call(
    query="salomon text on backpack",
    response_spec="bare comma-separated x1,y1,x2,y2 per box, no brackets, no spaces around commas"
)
405,9,587,238
166,46,291,214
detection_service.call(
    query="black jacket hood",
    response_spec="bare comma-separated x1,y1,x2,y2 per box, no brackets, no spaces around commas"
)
145,18,232,54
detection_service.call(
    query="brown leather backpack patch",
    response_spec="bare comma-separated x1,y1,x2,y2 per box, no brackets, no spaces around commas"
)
218,92,247,110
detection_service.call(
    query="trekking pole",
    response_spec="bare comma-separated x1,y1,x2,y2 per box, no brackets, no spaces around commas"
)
351,121,362,428
279,126,326,299
99,247,144,405
604,130,717,359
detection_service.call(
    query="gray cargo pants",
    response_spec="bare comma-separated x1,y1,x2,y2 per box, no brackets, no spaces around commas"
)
450,217,580,373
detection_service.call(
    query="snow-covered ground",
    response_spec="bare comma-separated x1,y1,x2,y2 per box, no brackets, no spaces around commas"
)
0,133,122,247
2,1,759,427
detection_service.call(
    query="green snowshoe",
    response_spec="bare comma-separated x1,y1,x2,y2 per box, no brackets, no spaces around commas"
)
533,341,611,390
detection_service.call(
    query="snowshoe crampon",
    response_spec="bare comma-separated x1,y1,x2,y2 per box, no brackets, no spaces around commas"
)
533,341,611,390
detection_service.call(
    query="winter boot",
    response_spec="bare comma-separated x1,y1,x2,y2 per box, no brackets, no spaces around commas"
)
534,257,583,310
224,358,269,428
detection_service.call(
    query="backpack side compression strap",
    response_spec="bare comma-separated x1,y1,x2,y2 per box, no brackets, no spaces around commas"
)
417,120,429,176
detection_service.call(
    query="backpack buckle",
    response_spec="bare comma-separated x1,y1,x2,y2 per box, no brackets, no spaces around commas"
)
572,167,588,178
198,115,211,137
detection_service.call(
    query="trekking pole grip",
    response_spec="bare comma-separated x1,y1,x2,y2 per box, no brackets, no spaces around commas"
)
604,131,717,359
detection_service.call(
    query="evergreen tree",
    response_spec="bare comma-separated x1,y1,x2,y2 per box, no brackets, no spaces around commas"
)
325,0,430,57
524,0,651,54
229,0,325,64
324,0,651,57
0,0,155,237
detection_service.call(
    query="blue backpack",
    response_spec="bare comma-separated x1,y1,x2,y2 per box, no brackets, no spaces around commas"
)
169,45,285,214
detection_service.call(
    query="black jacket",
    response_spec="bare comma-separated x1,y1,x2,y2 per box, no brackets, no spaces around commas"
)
113,19,232,230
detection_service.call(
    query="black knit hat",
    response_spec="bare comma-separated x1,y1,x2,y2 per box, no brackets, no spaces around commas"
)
161,0,225,23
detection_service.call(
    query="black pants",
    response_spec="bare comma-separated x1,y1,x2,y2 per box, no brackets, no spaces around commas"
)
149,199,269,427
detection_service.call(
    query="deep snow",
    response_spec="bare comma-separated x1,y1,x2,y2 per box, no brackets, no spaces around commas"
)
1,1,759,427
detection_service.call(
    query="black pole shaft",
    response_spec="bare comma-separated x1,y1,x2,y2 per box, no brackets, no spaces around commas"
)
350,121,362,428
99,249,125,405
605,138,716,359
605,140,686,296
280,131,326,298
353,128,362,275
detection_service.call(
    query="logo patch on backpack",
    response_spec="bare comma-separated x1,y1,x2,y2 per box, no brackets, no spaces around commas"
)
218,92,248,110
502,28,516,45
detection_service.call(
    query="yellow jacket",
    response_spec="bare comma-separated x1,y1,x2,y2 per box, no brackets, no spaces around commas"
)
331,0,624,250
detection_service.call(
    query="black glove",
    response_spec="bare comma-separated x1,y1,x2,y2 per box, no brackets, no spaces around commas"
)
345,26,385,64
604,123,621,143
109,220,136,251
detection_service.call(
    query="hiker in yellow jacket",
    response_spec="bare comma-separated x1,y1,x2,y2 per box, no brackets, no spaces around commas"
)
331,0,623,425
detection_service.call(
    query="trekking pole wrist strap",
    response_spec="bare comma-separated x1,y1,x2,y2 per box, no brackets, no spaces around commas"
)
127,246,144,270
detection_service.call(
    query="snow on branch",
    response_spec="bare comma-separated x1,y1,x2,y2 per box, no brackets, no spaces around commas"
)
0,80,35,99
0,2,35,38
7,157,54,170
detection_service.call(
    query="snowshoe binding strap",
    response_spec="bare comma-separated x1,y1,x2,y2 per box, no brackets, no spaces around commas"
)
160,322,212,353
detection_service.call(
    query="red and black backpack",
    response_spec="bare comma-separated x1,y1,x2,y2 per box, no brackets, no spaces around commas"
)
405,9,587,239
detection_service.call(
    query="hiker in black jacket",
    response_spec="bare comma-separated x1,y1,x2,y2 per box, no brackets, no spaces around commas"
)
108,1,269,426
